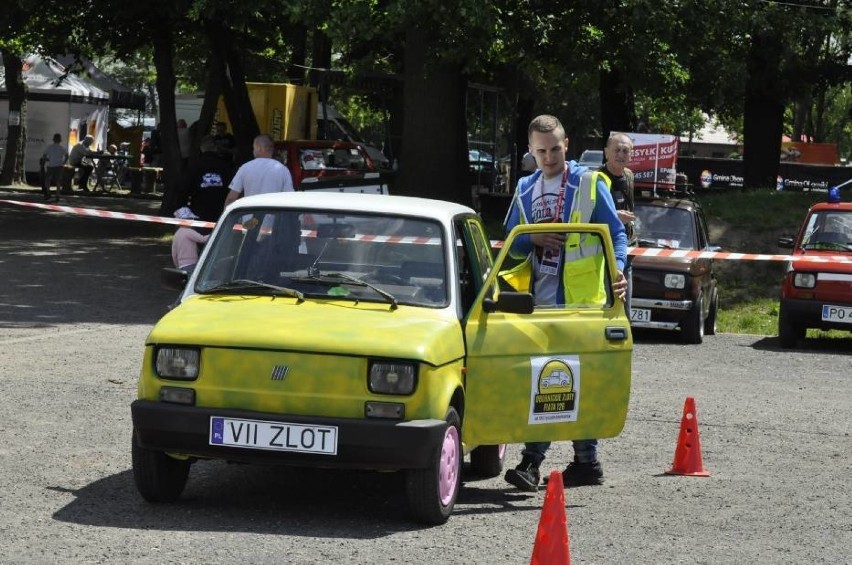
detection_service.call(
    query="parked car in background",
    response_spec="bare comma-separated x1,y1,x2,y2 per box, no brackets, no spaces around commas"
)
577,149,604,169
274,140,388,194
776,187,852,348
630,197,720,344
469,149,498,189
316,103,391,170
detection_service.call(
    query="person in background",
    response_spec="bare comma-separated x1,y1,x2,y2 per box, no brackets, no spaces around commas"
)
171,227,209,274
598,132,636,313
68,135,95,192
224,135,293,206
179,135,236,235
212,121,236,163
40,133,67,201
502,114,627,493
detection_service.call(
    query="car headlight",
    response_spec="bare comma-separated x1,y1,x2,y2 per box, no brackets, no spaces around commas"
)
793,272,816,288
368,361,417,395
155,347,200,380
664,274,686,289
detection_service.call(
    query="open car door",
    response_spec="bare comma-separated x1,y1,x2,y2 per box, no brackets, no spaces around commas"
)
462,222,632,446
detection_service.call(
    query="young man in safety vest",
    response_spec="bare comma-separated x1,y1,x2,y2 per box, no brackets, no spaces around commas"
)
502,114,628,491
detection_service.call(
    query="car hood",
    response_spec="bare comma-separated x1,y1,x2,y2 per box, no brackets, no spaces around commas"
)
147,295,464,366
632,254,710,275
790,249,852,273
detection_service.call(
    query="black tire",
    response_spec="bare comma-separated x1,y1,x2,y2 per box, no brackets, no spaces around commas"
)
132,429,190,502
704,290,718,336
681,295,705,344
86,173,98,192
406,407,462,525
778,308,805,349
469,444,506,478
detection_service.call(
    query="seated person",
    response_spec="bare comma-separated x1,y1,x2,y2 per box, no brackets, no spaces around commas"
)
68,135,95,191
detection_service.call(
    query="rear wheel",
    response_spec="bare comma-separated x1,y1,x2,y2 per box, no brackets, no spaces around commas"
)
681,295,705,344
406,407,462,525
704,290,718,336
469,444,507,478
132,429,190,502
778,308,805,349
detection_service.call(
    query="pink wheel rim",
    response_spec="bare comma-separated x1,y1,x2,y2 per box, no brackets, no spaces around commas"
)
439,425,460,506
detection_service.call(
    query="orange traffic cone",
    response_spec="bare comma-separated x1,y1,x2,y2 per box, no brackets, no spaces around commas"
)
666,396,710,476
530,470,571,564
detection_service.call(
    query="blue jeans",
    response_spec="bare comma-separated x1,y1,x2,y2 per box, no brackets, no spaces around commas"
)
522,440,598,466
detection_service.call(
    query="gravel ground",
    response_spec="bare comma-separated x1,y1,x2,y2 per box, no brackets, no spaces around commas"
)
1,187,851,564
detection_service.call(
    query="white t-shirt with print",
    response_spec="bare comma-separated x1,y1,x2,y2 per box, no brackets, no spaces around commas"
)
530,174,564,305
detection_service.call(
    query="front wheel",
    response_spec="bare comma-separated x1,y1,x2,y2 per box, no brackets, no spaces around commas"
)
406,407,462,525
469,444,507,478
704,290,718,336
778,308,805,349
132,429,190,502
681,295,705,344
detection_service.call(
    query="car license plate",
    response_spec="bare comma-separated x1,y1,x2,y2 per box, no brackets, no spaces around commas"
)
822,305,852,324
209,417,338,455
631,308,651,322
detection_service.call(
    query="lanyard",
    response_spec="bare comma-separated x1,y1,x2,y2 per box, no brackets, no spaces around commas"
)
537,165,568,222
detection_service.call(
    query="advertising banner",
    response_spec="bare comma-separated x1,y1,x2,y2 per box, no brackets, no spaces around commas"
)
616,132,679,193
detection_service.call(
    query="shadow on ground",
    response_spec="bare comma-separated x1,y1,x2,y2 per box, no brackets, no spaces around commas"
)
1,192,175,326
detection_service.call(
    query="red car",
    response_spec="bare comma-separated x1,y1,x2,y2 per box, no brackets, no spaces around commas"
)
777,187,852,348
273,140,379,188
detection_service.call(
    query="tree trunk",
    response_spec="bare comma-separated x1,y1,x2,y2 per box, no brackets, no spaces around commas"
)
599,67,636,138
151,21,183,215
743,31,784,190
0,51,26,186
395,26,470,205
206,20,259,165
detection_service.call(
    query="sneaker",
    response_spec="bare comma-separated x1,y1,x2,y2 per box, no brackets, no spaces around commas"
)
563,460,604,487
504,457,540,492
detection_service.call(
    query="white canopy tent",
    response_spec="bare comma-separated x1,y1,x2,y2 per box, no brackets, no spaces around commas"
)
0,54,109,176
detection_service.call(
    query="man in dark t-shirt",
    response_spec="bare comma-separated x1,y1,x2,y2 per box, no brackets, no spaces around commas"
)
181,135,236,235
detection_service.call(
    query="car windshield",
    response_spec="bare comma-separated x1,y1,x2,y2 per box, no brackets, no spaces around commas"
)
634,205,696,249
298,147,370,172
194,208,449,307
801,210,852,251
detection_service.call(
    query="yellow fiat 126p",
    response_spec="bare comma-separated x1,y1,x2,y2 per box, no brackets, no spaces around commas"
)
131,192,632,524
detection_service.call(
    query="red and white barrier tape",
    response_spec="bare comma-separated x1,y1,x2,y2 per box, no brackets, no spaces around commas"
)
3,198,850,263
0,199,215,229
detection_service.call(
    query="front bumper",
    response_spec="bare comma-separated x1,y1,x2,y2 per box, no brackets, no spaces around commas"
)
630,297,692,330
780,298,852,332
131,400,446,470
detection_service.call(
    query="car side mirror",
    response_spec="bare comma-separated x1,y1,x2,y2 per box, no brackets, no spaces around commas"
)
161,267,189,291
777,236,795,249
482,291,535,314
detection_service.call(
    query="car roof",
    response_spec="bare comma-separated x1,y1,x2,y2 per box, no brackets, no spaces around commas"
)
809,201,852,212
275,140,363,150
635,197,699,211
229,192,477,222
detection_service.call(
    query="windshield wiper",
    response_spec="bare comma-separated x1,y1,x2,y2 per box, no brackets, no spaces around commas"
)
202,279,304,302
296,272,398,310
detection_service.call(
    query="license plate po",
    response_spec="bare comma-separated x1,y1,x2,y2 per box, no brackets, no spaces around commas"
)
210,417,338,455
822,304,852,324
